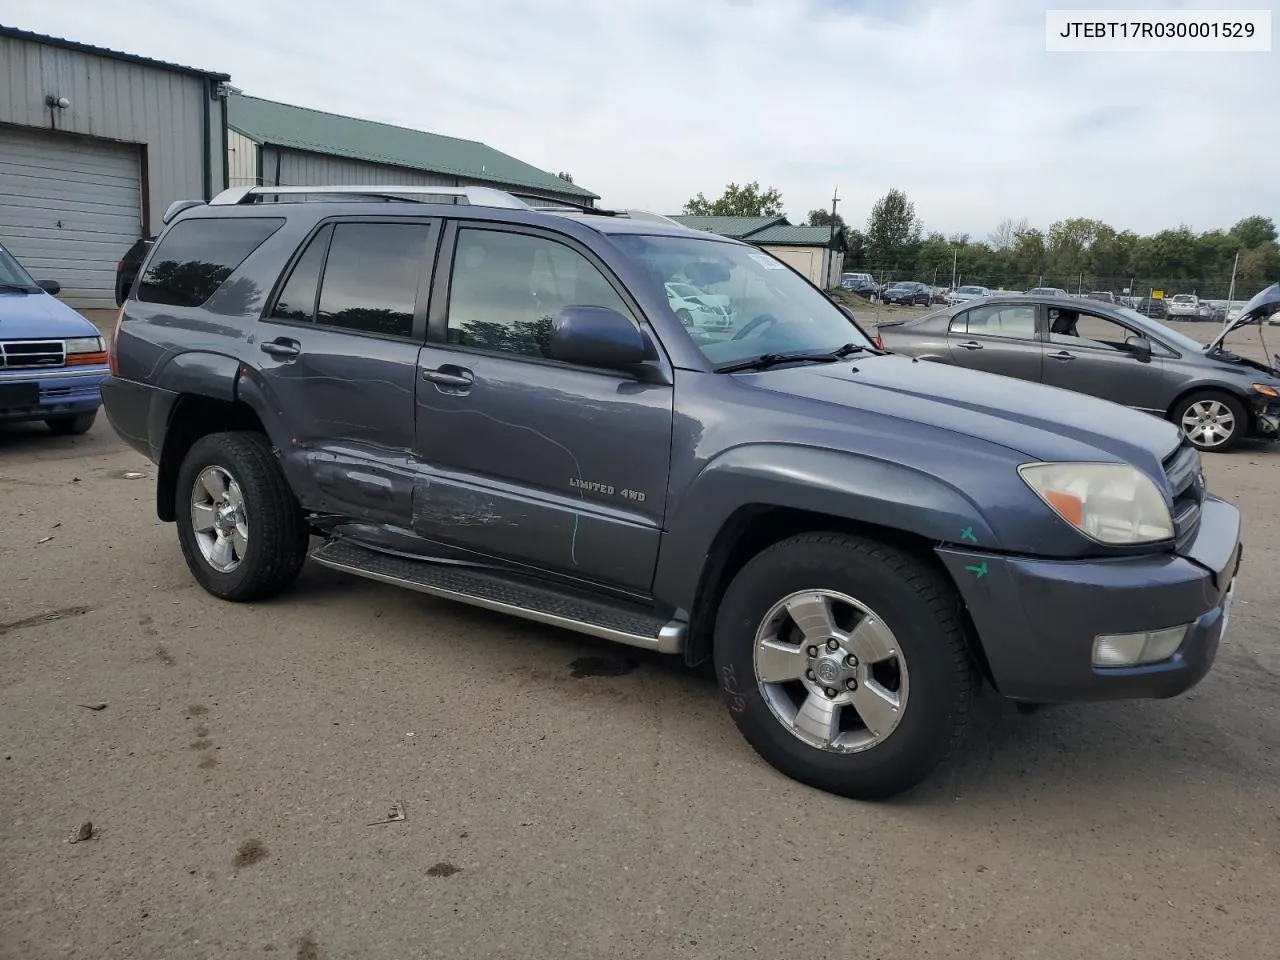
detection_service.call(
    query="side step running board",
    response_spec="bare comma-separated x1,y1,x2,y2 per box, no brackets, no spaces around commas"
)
311,539,686,654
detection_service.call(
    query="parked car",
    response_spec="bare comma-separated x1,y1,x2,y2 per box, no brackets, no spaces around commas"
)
1136,296,1168,319
841,277,880,300
877,290,1280,451
947,284,992,305
664,281,735,331
104,184,1244,800
1166,294,1212,321
1026,287,1070,298
881,280,932,306
1087,291,1116,304
0,241,108,435
115,236,154,306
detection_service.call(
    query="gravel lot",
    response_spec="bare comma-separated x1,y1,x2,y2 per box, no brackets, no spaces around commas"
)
2,315,1278,960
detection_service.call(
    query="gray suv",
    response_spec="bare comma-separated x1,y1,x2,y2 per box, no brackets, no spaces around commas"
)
103,185,1244,800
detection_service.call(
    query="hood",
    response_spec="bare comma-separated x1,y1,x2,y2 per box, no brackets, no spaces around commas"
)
0,291,99,339
739,354,1181,468
1205,281,1280,352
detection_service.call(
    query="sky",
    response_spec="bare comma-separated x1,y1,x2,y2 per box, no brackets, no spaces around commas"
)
4,0,1277,242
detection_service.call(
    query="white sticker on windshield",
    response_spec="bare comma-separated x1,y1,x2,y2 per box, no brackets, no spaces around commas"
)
748,252,786,270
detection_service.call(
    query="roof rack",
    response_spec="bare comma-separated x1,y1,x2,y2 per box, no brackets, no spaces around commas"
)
207,184,532,210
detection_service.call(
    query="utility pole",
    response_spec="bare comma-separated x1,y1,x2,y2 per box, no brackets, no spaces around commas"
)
1225,250,1240,327
951,247,958,291
827,186,840,289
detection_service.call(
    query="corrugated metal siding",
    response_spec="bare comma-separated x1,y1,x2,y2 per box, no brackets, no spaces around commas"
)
0,125,141,308
259,146,589,208
764,245,821,286
266,146,458,188
227,129,259,186
0,34,215,234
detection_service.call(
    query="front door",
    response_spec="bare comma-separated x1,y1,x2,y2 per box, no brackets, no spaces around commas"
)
1041,308,1168,412
946,302,1044,382
412,222,674,593
254,218,437,525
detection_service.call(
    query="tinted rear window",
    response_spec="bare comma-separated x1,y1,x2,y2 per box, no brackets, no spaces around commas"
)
138,217,284,307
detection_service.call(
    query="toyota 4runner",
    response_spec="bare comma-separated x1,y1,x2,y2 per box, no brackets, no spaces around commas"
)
102,185,1244,800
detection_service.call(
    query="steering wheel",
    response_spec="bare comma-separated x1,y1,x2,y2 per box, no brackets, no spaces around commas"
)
732,312,780,341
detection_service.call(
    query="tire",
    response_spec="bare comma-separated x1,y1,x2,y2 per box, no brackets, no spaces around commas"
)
46,411,97,435
174,431,310,601
713,532,976,800
1172,390,1247,453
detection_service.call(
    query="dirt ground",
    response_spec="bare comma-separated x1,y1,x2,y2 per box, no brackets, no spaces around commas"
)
1,315,1278,960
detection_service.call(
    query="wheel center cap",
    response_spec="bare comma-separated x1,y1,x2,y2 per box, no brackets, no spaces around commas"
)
814,657,843,685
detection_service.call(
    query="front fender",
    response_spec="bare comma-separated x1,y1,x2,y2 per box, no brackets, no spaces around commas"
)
652,444,1000,610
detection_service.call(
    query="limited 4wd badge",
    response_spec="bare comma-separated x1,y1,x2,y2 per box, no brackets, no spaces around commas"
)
569,477,646,502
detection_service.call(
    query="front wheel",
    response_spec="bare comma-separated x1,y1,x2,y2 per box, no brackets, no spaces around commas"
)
46,411,97,435
1173,391,1246,452
174,431,310,601
714,532,977,800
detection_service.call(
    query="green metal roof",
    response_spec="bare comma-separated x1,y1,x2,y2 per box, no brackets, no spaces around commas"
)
669,215,787,238
747,225,844,248
227,95,597,201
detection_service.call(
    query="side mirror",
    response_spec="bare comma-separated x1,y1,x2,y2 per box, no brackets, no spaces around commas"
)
37,279,60,295
550,306,647,369
1125,334,1153,363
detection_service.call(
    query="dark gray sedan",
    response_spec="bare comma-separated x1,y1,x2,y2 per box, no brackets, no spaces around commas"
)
876,286,1280,452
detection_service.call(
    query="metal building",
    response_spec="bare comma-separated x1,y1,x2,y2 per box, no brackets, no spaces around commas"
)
0,26,230,308
227,95,598,210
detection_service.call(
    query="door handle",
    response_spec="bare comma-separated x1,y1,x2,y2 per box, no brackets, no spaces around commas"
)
422,367,474,389
957,341,983,351
260,338,301,359
1048,351,1075,362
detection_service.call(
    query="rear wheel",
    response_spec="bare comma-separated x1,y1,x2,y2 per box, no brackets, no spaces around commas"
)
46,411,96,435
713,532,977,800
174,431,310,601
1173,391,1246,452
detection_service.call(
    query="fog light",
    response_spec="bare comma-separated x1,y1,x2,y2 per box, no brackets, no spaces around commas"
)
1093,625,1189,667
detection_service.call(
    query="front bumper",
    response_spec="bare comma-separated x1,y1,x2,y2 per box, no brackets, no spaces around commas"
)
937,495,1242,703
0,367,106,424
1248,395,1280,438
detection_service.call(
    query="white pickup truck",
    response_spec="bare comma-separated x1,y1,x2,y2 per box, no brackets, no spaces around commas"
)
1166,294,1212,320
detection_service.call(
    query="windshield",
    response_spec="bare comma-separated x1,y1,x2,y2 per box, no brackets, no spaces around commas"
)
1115,306,1209,354
610,233,873,366
0,245,39,290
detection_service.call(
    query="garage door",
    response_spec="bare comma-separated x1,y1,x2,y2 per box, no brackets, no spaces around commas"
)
0,125,141,309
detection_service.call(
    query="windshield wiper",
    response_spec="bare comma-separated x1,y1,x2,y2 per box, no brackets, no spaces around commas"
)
0,283,35,294
714,342,868,373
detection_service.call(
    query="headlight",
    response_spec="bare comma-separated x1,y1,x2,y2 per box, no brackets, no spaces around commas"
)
1253,383,1279,398
1018,462,1174,545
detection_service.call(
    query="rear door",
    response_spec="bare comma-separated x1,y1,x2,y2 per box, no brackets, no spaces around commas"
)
946,302,1044,382
1041,308,1168,412
411,221,674,593
254,217,438,525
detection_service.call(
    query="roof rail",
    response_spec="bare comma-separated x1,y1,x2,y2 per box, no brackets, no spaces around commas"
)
619,209,686,228
207,184,532,210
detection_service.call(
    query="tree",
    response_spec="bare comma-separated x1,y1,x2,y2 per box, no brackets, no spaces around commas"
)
989,217,1030,252
1230,215,1277,250
682,181,784,217
556,171,574,183
865,188,922,271
806,209,846,231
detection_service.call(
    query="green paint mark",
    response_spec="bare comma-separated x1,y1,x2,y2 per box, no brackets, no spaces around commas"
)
960,527,977,543
965,562,988,579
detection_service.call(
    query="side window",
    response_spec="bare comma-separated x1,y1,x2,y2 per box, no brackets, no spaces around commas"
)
447,228,636,359
138,217,284,307
269,225,332,323
949,311,968,334
315,222,431,339
1048,310,1130,351
960,304,1037,340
